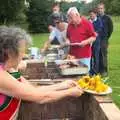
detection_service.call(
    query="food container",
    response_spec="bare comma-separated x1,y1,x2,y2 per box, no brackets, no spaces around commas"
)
28,47,39,59
55,60,89,75
58,66,89,75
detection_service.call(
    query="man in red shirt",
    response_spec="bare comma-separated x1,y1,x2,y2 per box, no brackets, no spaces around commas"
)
67,7,96,71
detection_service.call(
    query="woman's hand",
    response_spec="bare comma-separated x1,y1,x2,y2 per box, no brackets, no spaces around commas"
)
68,86,83,97
59,80,78,90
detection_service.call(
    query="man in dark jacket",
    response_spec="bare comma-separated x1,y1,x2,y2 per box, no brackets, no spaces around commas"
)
97,3,113,77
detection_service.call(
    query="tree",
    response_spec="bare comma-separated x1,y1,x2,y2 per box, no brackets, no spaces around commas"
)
26,0,53,33
60,1,82,13
105,0,120,15
0,0,26,25
91,0,120,15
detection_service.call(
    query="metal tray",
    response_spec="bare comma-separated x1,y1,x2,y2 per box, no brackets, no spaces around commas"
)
57,66,88,75
55,59,89,75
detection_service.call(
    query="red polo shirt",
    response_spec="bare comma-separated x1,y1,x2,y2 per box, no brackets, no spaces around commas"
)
67,17,96,58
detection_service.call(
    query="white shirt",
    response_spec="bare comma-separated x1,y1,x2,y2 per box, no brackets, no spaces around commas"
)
49,23,69,59
49,23,68,45
89,17,97,23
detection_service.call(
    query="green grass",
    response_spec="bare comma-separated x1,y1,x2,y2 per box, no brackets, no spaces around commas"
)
108,20,120,108
32,19,120,108
32,33,49,48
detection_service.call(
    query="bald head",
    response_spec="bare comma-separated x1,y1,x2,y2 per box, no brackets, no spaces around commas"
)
67,7,81,25
67,7,79,16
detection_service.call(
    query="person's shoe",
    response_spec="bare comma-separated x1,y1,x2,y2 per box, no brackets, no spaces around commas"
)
101,72,109,83
102,76,109,83
101,72,108,77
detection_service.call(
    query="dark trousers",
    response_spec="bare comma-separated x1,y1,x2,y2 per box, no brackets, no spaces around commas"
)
99,39,108,76
90,37,100,75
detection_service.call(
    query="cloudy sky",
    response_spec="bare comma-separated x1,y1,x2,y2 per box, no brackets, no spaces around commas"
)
56,0,93,3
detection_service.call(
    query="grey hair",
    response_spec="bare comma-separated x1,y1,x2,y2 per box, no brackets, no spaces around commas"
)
67,7,79,16
0,26,32,63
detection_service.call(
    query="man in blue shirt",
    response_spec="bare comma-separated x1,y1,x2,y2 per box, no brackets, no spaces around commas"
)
89,9,103,75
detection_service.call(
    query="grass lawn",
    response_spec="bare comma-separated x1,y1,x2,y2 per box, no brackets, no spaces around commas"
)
32,19,120,108
108,19,120,108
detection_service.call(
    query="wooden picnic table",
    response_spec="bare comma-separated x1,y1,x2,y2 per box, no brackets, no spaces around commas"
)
18,93,108,120
18,60,120,120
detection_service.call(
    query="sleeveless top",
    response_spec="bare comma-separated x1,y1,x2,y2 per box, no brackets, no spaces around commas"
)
0,64,21,120
0,65,6,106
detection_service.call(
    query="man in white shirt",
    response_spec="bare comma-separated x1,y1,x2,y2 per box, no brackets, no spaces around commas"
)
42,13,69,59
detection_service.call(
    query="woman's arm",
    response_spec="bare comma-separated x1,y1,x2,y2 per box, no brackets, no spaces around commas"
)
20,76,77,91
23,80,83,103
41,40,50,53
0,70,38,101
0,71,82,104
39,80,77,91
36,86,83,104
41,29,56,52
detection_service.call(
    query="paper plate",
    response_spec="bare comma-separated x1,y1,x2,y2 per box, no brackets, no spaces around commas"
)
84,87,112,95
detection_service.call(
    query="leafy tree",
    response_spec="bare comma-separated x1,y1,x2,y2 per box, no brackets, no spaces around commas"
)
91,0,120,15
60,1,82,13
0,0,26,25
106,0,120,15
26,0,53,33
